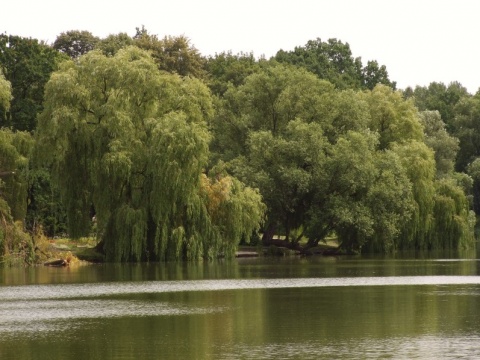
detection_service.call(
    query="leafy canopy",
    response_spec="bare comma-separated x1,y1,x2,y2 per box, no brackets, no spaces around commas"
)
53,30,100,59
36,46,264,261
275,38,396,90
0,34,67,131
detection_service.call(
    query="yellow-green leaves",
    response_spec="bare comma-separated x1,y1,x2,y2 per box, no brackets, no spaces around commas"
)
213,63,474,253
419,110,459,177
0,70,11,111
363,84,423,149
0,129,34,261
37,46,264,261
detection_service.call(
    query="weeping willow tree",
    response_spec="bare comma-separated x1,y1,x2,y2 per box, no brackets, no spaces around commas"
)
362,85,474,251
391,129,473,250
431,179,475,249
0,71,35,264
393,140,436,249
36,47,265,261
0,129,34,264
0,69,11,111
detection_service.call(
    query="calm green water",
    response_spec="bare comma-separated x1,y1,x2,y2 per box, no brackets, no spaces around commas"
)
1,252,480,359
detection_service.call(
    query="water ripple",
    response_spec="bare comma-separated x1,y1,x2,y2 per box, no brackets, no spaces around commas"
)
0,297,226,336
220,335,480,360
1,276,480,301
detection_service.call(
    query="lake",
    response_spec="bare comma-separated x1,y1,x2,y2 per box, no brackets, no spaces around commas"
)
1,250,480,359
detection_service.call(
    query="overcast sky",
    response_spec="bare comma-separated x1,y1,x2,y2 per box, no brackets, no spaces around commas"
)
3,0,480,93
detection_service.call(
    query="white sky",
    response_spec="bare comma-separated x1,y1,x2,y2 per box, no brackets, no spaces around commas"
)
3,0,480,93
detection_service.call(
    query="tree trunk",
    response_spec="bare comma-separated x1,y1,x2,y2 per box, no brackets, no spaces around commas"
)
261,223,277,245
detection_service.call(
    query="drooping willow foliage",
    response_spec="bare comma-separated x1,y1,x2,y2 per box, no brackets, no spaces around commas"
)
393,141,436,249
0,129,34,263
36,47,265,261
0,69,11,111
431,179,475,249
0,71,32,263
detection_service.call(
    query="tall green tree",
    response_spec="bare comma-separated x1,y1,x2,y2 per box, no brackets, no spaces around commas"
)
210,63,335,163
0,72,32,262
0,129,32,221
134,26,206,79
0,74,31,221
405,81,469,131
467,158,480,214
361,60,396,90
274,38,395,90
418,110,459,177
0,69,11,110
275,38,362,89
431,178,475,249
232,120,328,246
95,32,134,56
25,168,67,237
36,47,264,261
53,30,99,59
204,51,262,96
361,85,423,149
216,66,415,252
308,131,413,253
392,141,436,249
0,34,67,131
451,94,480,171
359,85,467,249
0,127,34,263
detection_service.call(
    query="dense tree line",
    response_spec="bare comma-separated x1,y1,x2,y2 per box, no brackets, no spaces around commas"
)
0,28,478,263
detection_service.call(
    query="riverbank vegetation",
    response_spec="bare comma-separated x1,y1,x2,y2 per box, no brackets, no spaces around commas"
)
0,29,479,263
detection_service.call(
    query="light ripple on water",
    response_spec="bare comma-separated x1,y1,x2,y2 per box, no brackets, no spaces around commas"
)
219,335,480,360
0,298,220,336
1,276,480,301
0,299,215,321
1,276,480,356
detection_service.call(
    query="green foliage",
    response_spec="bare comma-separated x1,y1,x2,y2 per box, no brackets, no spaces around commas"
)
0,69,11,111
95,33,134,56
321,89,371,142
0,33,67,131
307,130,378,248
362,85,423,149
275,38,395,90
211,60,474,253
467,158,480,214
25,168,67,237
1,30,471,259
0,77,33,261
361,150,415,252
204,51,262,96
418,110,459,177
451,94,480,171
0,129,33,221
431,179,474,249
36,47,265,262
405,81,469,131
216,63,419,252
53,30,100,59
0,218,34,266
310,131,414,253
233,120,327,243
201,169,266,257
210,62,334,163
362,60,396,90
0,128,34,262
134,26,206,79
392,141,436,248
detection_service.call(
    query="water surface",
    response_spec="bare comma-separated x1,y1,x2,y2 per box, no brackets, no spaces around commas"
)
1,254,480,359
